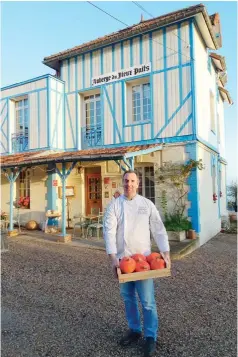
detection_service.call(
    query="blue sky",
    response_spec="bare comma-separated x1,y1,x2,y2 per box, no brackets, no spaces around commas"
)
1,1,237,182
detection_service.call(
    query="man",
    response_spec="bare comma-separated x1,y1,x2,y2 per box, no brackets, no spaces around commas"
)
103,170,170,357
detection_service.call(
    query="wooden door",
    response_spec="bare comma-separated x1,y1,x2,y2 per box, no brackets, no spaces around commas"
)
86,174,102,215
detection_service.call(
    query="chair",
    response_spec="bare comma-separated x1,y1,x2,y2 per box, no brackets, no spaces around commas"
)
13,209,21,232
86,213,104,240
72,215,89,239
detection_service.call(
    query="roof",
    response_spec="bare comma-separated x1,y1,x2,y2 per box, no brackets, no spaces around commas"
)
218,86,233,105
43,3,219,70
0,144,162,169
209,52,226,72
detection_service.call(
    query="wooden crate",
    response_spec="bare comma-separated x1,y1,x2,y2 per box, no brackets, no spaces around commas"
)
117,264,171,283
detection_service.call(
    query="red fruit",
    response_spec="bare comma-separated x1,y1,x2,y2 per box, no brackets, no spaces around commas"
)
135,261,150,272
146,252,162,264
131,254,146,262
119,257,136,274
150,258,166,270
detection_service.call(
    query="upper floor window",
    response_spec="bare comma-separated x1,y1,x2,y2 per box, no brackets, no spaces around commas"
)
83,93,101,147
132,83,151,122
84,94,101,128
12,98,29,152
16,98,29,136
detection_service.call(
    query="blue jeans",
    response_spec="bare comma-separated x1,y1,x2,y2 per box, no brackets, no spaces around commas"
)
120,279,158,340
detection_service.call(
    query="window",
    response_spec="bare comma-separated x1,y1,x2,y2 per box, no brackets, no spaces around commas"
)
137,166,155,203
84,94,101,128
84,94,102,146
17,171,31,209
132,83,151,122
210,91,216,133
12,98,29,152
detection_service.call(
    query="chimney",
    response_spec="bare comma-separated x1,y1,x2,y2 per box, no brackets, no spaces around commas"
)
140,14,144,22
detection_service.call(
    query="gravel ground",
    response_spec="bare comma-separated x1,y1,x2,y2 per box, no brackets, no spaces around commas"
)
1,233,237,357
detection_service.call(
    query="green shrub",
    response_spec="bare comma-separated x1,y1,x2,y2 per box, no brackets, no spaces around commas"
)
164,213,192,232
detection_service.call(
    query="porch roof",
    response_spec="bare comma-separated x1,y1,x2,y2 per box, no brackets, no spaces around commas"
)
0,144,163,169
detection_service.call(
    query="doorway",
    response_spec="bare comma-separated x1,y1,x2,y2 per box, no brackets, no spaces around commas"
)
85,170,102,215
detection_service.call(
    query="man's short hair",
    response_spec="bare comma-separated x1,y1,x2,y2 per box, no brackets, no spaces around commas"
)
122,169,139,180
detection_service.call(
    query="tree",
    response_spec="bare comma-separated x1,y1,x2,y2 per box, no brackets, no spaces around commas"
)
227,181,237,212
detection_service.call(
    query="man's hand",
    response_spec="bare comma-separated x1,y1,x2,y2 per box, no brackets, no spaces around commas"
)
109,254,119,279
161,251,171,268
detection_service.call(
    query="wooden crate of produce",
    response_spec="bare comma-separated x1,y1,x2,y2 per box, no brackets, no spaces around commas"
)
117,264,171,283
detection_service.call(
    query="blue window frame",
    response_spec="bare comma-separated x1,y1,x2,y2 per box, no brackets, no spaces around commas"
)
12,98,29,152
132,83,151,122
83,94,102,147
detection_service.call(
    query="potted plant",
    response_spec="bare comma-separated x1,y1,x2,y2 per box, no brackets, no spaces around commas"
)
156,159,204,241
164,213,192,241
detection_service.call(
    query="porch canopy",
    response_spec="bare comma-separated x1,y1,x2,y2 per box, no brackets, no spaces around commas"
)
1,144,163,238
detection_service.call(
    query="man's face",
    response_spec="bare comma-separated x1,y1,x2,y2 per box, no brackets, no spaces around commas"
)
123,172,139,198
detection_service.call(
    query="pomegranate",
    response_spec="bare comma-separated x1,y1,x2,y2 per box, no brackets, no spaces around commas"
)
150,257,166,270
119,257,136,274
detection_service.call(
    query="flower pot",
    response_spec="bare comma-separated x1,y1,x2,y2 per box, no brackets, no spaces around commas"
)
188,229,196,239
167,230,186,242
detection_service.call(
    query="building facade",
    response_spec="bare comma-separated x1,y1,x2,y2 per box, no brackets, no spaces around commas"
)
0,4,233,244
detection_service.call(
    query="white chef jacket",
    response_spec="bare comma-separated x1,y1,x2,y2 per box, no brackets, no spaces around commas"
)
103,194,170,259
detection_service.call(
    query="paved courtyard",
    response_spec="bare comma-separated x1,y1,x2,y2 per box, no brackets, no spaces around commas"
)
1,233,237,357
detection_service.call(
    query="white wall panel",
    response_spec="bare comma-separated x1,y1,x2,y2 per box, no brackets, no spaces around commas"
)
61,60,68,92
115,82,122,141
103,46,113,74
166,25,179,68
153,73,165,135
114,43,121,71
124,127,131,143
2,79,47,99
197,145,220,245
180,21,190,64
142,34,150,63
50,91,57,148
39,90,48,148
182,65,191,99
29,92,38,149
92,50,101,79
84,53,91,89
0,99,8,153
132,37,140,66
143,124,151,141
152,30,164,71
76,55,83,90
103,85,113,145
167,69,179,118
69,57,76,92
134,125,140,142
123,40,130,68
220,163,227,216
194,25,218,149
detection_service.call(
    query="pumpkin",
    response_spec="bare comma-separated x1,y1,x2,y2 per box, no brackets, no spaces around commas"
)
150,257,166,270
119,257,136,274
146,252,162,264
135,260,150,272
131,253,146,262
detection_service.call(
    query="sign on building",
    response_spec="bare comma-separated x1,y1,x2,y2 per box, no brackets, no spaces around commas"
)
92,63,151,86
